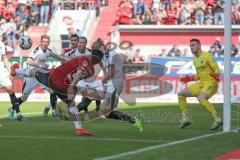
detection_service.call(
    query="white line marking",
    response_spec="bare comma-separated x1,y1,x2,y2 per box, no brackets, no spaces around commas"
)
0,112,43,119
0,135,170,143
95,132,225,160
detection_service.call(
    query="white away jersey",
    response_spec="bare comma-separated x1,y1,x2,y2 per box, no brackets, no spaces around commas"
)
63,48,91,58
28,46,54,69
102,50,123,80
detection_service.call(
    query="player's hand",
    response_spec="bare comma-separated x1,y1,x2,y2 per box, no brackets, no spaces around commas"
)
67,86,76,100
180,75,196,84
210,73,220,82
9,75,13,81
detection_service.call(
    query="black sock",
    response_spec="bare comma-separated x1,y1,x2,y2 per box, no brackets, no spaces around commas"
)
77,97,92,112
107,111,135,124
18,97,23,105
95,100,101,111
9,93,20,113
50,93,57,110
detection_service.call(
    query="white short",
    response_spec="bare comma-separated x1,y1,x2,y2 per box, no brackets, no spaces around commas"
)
104,79,124,109
22,77,50,97
0,70,12,88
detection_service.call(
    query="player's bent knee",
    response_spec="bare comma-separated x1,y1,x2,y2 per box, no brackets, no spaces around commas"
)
21,96,28,102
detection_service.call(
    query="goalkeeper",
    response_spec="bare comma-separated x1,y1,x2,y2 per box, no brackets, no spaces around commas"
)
178,39,222,130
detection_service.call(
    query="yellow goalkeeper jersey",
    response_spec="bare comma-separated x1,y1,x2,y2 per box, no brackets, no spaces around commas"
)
193,51,221,83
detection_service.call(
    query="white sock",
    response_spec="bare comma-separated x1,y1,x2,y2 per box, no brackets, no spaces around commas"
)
46,102,51,109
16,68,31,77
69,106,82,129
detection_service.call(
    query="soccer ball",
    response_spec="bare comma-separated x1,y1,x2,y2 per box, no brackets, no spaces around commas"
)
18,36,33,50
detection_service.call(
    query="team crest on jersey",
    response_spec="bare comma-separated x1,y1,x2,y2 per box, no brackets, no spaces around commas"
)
82,61,88,67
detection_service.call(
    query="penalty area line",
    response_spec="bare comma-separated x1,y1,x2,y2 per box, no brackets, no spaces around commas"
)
95,131,225,160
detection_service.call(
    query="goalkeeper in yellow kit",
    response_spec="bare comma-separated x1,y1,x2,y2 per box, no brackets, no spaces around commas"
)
178,39,223,130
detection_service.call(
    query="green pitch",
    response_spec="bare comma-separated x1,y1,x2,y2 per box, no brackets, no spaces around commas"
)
0,102,239,160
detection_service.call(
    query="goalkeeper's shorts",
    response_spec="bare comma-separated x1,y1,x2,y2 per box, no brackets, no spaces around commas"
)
188,82,218,98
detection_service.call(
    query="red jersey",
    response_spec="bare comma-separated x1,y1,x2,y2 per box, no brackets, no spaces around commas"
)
49,56,94,94
61,48,74,57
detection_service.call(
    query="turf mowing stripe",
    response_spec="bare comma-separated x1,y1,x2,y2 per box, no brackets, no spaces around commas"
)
0,135,170,143
95,131,225,160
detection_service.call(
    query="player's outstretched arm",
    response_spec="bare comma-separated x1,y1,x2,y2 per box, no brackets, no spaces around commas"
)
51,52,70,62
2,54,11,73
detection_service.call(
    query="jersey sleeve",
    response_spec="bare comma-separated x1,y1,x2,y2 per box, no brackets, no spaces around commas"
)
28,47,39,59
206,53,221,75
0,42,6,56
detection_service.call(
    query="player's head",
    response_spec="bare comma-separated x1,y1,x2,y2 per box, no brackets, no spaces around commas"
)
190,39,201,56
91,38,107,53
78,36,87,51
91,49,103,65
40,34,50,50
70,34,79,49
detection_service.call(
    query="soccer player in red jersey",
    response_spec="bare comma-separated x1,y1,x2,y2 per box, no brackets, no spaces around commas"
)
12,49,103,135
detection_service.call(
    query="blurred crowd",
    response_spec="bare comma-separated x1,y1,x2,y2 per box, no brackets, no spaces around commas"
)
0,0,107,54
117,0,240,25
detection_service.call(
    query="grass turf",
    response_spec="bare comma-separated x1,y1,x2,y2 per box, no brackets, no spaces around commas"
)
0,102,239,160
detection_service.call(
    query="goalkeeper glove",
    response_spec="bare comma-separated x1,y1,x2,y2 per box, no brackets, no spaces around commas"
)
180,75,196,84
210,73,220,82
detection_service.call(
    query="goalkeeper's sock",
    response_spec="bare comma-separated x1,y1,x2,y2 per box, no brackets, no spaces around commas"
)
107,111,135,124
16,68,31,77
178,96,189,121
199,99,221,122
69,106,82,129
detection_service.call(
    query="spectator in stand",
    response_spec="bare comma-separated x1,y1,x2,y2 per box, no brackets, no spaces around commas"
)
117,0,132,25
133,13,143,24
184,0,195,18
206,0,214,7
132,0,138,18
137,0,147,15
0,0,5,20
76,29,83,37
133,48,144,63
30,0,40,25
125,46,135,63
212,37,222,51
209,45,219,57
3,1,15,21
40,0,51,26
14,15,24,40
163,0,171,10
152,0,160,16
195,0,206,25
16,4,28,28
159,48,167,56
2,18,16,52
182,48,189,57
142,9,153,24
168,44,182,56
156,3,166,24
179,1,191,24
67,27,76,37
165,4,178,25
231,44,238,57
205,5,214,25
214,0,224,25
